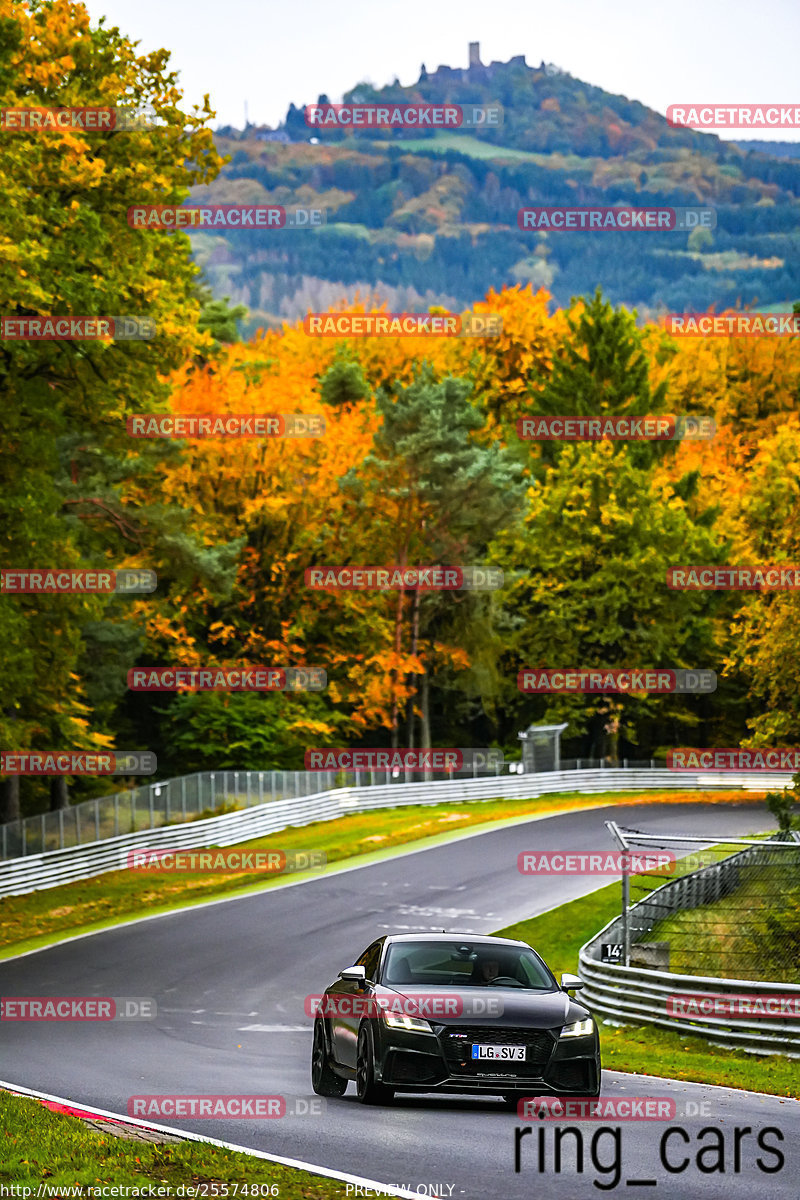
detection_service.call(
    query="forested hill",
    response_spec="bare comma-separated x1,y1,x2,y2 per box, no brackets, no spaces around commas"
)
289,55,732,157
197,53,800,334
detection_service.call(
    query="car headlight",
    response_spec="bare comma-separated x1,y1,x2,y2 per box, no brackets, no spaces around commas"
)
560,1018,594,1038
383,1013,434,1033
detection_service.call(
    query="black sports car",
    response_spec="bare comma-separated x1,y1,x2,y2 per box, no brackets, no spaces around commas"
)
310,932,601,1105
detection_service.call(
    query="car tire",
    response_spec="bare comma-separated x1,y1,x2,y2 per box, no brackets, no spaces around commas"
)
356,1023,394,1105
311,1018,348,1097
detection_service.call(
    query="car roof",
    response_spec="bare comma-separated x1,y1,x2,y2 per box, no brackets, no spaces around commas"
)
383,932,528,948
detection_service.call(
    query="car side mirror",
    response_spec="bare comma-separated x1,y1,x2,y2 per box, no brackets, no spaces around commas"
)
561,972,585,992
339,966,367,987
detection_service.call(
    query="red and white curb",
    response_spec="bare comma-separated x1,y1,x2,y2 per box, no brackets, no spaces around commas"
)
0,1079,424,1198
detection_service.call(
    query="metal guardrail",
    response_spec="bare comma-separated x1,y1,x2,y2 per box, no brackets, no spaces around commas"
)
0,767,792,898
579,838,800,1056
578,951,800,1056
1,756,663,859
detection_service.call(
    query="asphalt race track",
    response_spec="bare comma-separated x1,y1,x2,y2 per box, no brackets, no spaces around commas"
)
1,800,798,1198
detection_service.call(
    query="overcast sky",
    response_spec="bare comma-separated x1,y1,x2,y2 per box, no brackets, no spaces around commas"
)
85,0,800,142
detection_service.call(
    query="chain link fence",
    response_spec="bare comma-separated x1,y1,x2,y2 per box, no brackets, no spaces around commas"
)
4,752,774,862
0,764,486,859
0,756,674,861
603,823,800,983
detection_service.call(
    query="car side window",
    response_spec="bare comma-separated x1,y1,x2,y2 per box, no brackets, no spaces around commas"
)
357,941,382,983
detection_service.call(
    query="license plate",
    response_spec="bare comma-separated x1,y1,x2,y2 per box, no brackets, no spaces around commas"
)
471,1044,526,1061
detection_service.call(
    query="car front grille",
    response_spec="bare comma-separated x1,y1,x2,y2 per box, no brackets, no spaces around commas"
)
437,1025,557,1077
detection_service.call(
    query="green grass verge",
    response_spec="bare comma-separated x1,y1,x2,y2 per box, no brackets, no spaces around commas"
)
371,133,597,171
374,133,546,161
495,883,799,1099
0,790,760,959
499,881,623,981
0,1091,346,1194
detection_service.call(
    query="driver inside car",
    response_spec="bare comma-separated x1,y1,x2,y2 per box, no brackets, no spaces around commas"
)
475,957,500,983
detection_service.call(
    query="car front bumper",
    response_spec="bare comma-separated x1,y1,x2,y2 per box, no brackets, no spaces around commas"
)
375,1023,600,1095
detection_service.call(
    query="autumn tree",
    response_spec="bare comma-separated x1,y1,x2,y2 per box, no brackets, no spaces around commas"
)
340,365,527,750
0,0,226,817
488,290,726,760
492,442,724,761
119,336,384,771
725,421,800,747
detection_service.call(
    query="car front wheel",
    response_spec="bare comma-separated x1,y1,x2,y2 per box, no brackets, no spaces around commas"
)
356,1023,394,1105
311,1018,347,1097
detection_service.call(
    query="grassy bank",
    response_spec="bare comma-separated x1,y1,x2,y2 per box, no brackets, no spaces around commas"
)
0,1091,349,1196
0,790,762,958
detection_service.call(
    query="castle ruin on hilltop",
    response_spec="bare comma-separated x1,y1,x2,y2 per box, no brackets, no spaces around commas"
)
420,43,540,84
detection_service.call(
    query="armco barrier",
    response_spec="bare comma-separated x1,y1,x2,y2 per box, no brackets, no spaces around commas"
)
578,840,800,1057
578,948,800,1056
0,767,791,898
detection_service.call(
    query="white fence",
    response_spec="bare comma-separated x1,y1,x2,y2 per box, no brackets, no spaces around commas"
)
0,767,790,898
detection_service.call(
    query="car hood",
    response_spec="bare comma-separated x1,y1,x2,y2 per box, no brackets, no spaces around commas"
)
378,984,591,1029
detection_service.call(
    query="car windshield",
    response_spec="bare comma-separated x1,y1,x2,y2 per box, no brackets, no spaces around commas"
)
381,941,556,989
